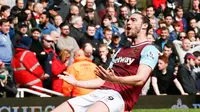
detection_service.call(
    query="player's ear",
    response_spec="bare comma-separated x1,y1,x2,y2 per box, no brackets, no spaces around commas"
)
142,23,148,29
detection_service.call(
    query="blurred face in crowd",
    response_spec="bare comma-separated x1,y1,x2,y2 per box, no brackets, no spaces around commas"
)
61,25,70,36
163,46,172,57
179,32,186,41
1,21,10,34
182,39,191,51
104,30,112,41
129,0,137,7
146,7,154,18
158,59,168,71
107,7,115,17
2,8,10,19
17,0,24,9
86,0,94,8
147,34,155,42
176,8,183,18
87,26,96,36
187,30,196,42
193,0,200,11
103,18,111,27
99,46,109,57
150,18,156,30
160,29,169,40
39,14,48,25
159,23,166,28
34,3,44,14
19,26,28,34
70,5,79,15
107,0,115,7
189,19,197,29
112,37,121,45
195,56,200,66
165,16,173,26
174,25,181,32
187,58,196,67
50,31,60,43
54,15,63,27
120,6,129,18
83,44,93,58
43,35,54,49
74,17,83,29
31,30,41,40
87,11,95,19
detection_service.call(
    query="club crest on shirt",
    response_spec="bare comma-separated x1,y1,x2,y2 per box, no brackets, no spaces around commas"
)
114,57,135,65
146,51,155,59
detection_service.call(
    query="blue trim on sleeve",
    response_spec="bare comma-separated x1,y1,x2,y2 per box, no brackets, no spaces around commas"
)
140,45,159,70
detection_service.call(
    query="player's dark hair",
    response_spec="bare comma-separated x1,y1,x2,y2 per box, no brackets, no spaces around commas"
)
135,12,150,35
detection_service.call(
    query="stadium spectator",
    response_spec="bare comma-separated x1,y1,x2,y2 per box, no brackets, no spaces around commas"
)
117,4,130,28
56,23,80,65
62,49,98,96
53,15,63,34
69,15,85,45
11,0,24,16
12,36,49,90
177,53,200,95
173,38,200,64
38,11,56,35
93,44,112,69
42,34,67,93
94,14,119,40
82,43,94,60
148,55,188,95
0,5,11,19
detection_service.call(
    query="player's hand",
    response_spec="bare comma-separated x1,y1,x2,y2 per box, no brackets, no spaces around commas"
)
95,66,119,83
58,72,77,86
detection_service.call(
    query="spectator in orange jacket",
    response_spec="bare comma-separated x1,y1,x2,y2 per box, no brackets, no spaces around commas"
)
62,49,98,97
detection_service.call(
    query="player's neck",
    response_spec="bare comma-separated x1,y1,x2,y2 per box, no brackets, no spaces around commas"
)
132,32,147,45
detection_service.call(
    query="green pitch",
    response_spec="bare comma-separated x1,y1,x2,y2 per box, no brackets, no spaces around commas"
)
132,109,200,112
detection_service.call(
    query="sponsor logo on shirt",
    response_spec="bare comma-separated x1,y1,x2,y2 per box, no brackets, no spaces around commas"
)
114,57,135,65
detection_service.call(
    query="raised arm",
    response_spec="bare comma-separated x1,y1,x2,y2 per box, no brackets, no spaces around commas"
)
58,73,105,89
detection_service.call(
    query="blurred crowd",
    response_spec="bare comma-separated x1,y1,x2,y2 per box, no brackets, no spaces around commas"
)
0,0,200,97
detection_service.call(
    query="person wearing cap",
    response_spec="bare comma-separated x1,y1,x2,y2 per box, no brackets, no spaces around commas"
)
13,22,29,46
12,36,49,91
177,53,200,95
48,5,61,24
29,27,47,72
109,32,123,54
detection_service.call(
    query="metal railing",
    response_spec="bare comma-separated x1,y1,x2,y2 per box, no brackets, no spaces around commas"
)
16,86,64,98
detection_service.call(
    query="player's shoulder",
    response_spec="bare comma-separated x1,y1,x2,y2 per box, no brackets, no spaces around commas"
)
142,44,159,52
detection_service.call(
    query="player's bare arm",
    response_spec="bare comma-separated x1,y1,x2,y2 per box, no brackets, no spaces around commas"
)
58,72,105,89
96,64,152,86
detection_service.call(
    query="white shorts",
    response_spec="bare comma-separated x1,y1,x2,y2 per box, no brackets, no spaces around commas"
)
67,89,125,112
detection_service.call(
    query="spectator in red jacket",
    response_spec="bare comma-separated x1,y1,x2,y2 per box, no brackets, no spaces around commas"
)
42,34,67,93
